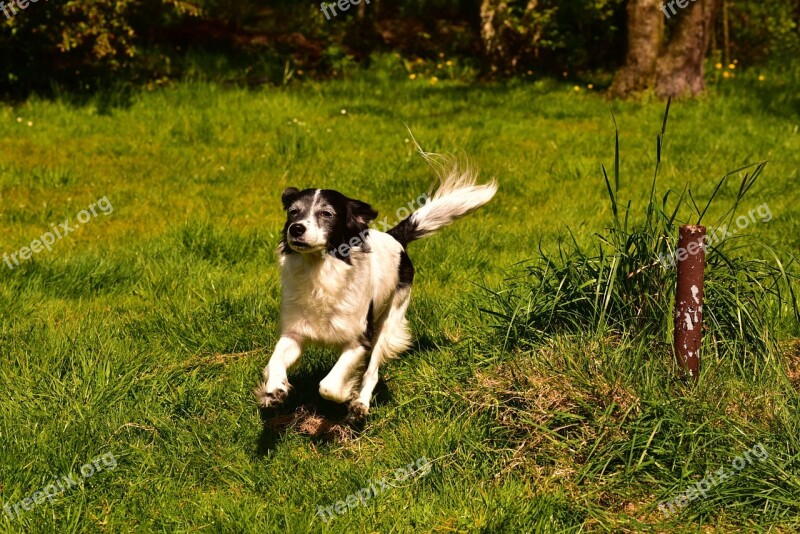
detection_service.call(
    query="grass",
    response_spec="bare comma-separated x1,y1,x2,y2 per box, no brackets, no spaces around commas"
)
1,63,799,532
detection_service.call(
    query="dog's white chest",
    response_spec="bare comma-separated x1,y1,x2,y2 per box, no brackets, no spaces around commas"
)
279,255,369,345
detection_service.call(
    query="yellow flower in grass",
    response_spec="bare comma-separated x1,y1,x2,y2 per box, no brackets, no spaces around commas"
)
758,75,766,81
573,85,581,92
446,60,453,67
430,76,439,84
715,63,723,70
409,73,417,80
587,84,594,90
728,63,736,70
723,71,731,79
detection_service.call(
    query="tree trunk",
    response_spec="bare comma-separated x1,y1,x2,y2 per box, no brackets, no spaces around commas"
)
610,0,718,99
344,0,382,58
479,0,511,72
655,0,719,98
609,0,664,97
479,0,539,73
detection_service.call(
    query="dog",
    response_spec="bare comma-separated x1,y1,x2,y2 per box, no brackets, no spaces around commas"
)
256,153,497,422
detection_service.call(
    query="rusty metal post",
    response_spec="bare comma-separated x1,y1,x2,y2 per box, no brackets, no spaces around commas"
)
674,225,707,380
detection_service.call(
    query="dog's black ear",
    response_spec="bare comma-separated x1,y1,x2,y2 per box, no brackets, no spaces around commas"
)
282,187,300,210
347,199,378,226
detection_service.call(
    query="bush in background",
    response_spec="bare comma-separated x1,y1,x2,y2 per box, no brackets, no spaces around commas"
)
0,0,797,97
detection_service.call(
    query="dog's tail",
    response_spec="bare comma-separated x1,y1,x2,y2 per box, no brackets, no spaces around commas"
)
388,153,497,247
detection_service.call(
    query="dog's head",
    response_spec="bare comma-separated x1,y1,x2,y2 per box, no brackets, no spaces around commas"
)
279,188,378,261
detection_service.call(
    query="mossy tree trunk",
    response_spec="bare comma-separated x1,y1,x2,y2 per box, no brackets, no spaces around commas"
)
610,0,719,99
609,0,665,97
654,0,719,98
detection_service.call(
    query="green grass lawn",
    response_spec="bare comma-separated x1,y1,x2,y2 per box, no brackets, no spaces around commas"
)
1,68,799,532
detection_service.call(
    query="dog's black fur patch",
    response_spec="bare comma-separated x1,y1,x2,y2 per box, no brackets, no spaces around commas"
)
387,215,423,248
281,187,300,209
359,302,375,351
320,190,378,264
398,251,415,289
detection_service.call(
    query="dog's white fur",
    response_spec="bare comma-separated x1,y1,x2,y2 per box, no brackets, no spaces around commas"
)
258,155,497,419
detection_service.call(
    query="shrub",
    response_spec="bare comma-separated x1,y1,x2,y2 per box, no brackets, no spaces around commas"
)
0,0,201,95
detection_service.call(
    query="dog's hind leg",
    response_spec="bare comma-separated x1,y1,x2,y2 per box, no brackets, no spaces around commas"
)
256,336,303,408
347,290,413,423
319,344,367,404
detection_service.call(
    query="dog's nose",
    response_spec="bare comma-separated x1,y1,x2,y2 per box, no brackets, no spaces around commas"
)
289,223,306,238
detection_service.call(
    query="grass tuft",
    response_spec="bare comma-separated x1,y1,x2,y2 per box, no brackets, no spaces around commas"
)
482,100,799,368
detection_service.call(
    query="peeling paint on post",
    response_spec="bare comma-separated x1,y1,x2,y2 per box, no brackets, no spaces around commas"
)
674,225,706,380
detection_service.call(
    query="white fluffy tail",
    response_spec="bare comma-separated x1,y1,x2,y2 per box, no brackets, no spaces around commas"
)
388,152,497,246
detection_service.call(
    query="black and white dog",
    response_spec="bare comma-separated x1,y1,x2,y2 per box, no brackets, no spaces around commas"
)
257,154,497,422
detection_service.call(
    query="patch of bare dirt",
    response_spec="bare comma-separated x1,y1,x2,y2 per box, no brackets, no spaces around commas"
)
267,406,355,443
783,339,800,391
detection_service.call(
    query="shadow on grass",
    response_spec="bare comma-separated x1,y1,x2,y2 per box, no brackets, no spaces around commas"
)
256,370,392,455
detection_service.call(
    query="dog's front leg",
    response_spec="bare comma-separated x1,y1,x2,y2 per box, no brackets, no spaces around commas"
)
256,336,303,408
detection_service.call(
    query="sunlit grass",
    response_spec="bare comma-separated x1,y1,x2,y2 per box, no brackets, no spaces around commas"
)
0,68,799,532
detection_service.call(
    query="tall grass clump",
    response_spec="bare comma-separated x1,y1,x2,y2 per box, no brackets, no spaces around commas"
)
483,100,799,365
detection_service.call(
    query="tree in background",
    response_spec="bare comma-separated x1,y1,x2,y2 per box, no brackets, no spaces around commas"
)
610,0,719,98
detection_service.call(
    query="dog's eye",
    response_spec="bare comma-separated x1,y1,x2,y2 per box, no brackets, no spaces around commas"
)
320,210,334,218
288,208,299,217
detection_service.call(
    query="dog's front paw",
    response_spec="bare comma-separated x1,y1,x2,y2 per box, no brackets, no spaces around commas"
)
345,401,369,425
255,382,288,408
